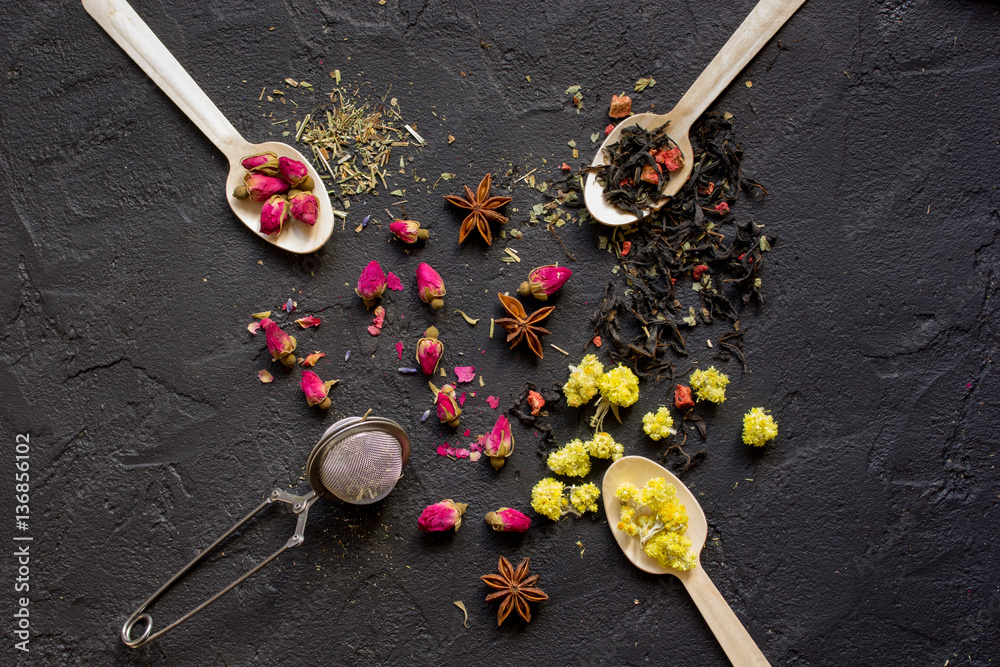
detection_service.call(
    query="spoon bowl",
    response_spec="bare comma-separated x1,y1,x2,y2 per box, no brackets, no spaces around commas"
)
584,113,694,228
84,0,333,254
602,454,706,575
224,141,333,254
585,0,806,226
603,456,770,666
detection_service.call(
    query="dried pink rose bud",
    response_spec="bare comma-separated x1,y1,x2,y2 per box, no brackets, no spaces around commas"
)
418,499,468,532
389,219,429,244
244,172,290,202
300,370,337,409
277,156,310,188
241,151,279,175
415,262,446,310
260,318,297,366
416,326,444,375
355,260,388,308
483,414,514,469
259,195,289,236
485,507,531,533
435,383,461,427
288,190,319,226
517,265,573,300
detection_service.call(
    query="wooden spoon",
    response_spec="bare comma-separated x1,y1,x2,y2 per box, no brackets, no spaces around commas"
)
82,0,333,254
585,0,807,226
603,456,770,666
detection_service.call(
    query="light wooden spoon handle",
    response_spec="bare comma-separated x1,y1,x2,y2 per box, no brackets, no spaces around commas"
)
672,0,807,131
81,0,245,157
682,566,771,666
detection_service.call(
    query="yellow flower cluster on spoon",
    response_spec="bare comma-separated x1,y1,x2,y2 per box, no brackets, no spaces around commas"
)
615,477,696,571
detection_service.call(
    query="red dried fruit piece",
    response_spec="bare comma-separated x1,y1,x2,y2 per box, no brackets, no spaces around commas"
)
609,94,632,118
526,391,545,416
674,384,695,410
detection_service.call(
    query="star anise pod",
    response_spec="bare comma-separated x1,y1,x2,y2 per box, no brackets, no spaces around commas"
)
480,556,548,625
495,293,554,359
443,173,512,245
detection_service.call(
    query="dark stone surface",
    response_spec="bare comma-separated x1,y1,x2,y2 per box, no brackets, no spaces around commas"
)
1,0,998,664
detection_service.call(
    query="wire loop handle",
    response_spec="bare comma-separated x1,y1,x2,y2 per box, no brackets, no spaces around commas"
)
120,488,318,648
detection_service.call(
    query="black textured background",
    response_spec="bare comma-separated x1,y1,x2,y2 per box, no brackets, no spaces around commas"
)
1,0,998,665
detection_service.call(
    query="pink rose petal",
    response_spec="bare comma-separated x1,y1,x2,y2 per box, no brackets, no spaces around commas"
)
458,393,466,406
455,448,470,459
367,325,381,336
257,369,274,383
386,272,404,291
487,396,500,409
469,451,482,462
436,445,448,457
248,321,262,334
395,341,404,359
295,316,322,329
454,366,476,383
463,429,471,437
445,444,457,456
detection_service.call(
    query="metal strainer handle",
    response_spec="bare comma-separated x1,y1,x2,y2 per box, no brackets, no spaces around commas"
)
120,415,409,648
120,488,318,648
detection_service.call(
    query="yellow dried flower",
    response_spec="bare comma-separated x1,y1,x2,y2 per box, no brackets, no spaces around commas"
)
563,354,604,407
569,483,600,514
532,477,600,520
587,432,624,460
614,477,695,571
689,366,729,404
597,364,640,407
644,531,696,571
642,407,676,441
742,407,778,447
546,439,591,477
530,477,566,521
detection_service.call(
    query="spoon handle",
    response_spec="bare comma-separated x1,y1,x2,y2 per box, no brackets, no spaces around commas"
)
672,0,807,130
81,0,244,157
682,566,771,666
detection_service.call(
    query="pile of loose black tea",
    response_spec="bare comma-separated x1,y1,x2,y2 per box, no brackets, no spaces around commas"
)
589,112,775,381
590,123,685,216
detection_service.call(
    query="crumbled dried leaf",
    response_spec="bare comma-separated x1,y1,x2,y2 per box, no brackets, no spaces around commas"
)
252,311,272,319
455,310,479,325
634,77,656,92
454,601,469,628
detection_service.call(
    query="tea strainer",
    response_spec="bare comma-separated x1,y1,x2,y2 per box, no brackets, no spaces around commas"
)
121,415,410,648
